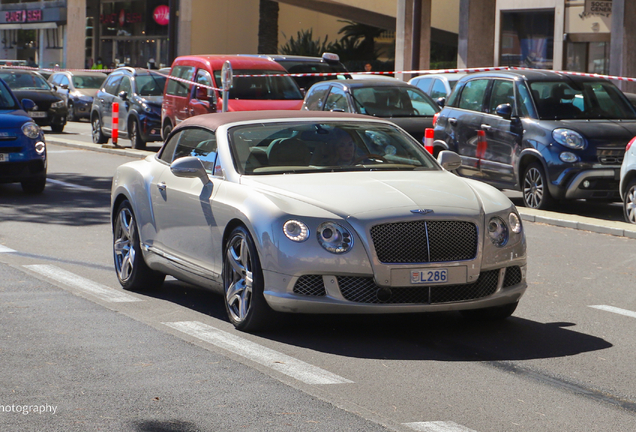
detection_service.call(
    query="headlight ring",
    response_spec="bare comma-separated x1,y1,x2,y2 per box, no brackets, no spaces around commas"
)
317,222,353,254
487,216,509,247
283,220,309,242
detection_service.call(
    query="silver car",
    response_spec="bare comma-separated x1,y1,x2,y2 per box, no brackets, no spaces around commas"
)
111,111,527,331
620,137,636,223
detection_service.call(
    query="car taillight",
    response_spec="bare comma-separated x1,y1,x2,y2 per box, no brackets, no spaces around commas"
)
433,112,439,126
627,136,636,152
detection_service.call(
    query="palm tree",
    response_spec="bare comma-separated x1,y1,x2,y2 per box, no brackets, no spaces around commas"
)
337,21,384,61
258,0,279,54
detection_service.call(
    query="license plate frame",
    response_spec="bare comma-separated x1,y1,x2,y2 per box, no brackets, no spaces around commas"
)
411,268,448,284
29,111,47,118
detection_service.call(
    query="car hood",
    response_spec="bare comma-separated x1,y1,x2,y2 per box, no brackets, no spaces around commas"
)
0,108,32,126
227,99,303,111
12,89,62,103
544,119,636,148
137,95,163,105
241,170,501,219
75,89,98,98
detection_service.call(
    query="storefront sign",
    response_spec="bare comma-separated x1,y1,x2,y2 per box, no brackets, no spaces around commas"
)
5,10,43,23
153,5,169,26
100,10,143,25
582,0,612,18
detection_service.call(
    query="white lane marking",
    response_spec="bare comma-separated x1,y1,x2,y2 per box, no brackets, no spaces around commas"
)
0,245,16,253
46,150,84,153
589,305,636,319
24,264,140,303
46,178,100,192
404,421,477,432
164,321,353,385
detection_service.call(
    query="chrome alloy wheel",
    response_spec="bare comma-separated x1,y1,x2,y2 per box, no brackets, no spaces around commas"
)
523,166,544,209
92,116,102,143
224,232,253,324
113,207,136,283
625,184,636,224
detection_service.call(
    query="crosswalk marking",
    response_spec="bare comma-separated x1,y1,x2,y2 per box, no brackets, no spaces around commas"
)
164,321,353,385
589,305,636,319
0,245,16,253
404,421,477,432
24,264,140,303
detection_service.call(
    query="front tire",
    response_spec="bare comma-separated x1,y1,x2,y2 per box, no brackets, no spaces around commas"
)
624,179,636,224
92,114,108,144
51,123,64,133
460,302,518,321
223,226,274,332
113,200,165,291
129,119,146,150
522,162,553,209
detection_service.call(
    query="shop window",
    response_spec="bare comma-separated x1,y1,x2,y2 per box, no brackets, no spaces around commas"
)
566,42,610,75
500,11,554,70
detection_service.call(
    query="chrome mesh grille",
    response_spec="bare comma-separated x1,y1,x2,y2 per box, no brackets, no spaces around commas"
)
370,220,478,263
503,266,522,287
338,269,499,304
293,275,326,296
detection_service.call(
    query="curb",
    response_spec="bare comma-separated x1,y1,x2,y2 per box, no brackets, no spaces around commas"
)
47,137,636,240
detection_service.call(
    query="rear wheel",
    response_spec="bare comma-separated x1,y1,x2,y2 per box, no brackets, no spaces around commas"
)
624,179,636,224
113,200,165,291
460,302,518,321
92,114,108,144
21,176,46,194
162,123,172,141
129,119,146,150
223,226,274,332
522,162,553,209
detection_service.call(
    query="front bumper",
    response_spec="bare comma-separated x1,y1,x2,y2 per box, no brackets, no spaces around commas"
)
72,98,93,118
553,166,621,200
139,115,162,142
263,264,527,314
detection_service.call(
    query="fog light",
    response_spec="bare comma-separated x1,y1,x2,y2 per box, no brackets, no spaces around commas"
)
559,152,578,163
34,141,46,155
583,180,590,188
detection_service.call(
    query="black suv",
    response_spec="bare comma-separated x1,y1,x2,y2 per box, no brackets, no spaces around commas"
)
90,67,166,149
433,70,636,209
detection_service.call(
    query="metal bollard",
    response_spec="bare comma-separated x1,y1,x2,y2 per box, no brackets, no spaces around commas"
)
112,102,119,147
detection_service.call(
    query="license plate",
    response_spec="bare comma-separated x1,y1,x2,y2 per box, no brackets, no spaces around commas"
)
411,268,448,284
0,153,6,162
29,111,47,118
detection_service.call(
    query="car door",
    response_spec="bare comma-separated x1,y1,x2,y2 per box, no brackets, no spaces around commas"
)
479,79,522,187
57,74,71,104
188,68,217,117
166,65,195,124
452,78,490,178
115,75,132,135
411,77,433,94
152,127,222,273
429,78,448,100
100,72,123,132
323,86,351,112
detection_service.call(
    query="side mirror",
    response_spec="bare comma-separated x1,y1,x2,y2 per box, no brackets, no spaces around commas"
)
436,97,446,108
118,90,128,101
437,150,461,171
170,156,209,183
21,98,36,111
195,86,209,101
60,84,69,90
495,103,512,120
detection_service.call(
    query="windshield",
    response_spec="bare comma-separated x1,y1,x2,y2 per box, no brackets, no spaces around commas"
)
0,80,18,109
72,75,106,89
135,73,167,96
229,121,439,175
214,69,303,100
529,80,636,120
351,86,439,117
0,72,50,90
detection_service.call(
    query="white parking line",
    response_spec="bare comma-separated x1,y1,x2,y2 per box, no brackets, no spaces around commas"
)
24,264,140,303
589,305,636,319
163,321,353,385
0,245,16,253
404,421,477,432
46,178,100,192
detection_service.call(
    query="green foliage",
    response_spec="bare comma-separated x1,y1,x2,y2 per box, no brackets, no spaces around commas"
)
279,29,333,57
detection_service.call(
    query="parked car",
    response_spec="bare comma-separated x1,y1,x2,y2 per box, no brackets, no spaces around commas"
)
302,79,440,143
161,55,304,139
620,136,636,223
247,52,350,92
0,69,67,132
0,77,47,193
409,72,466,104
91,67,166,149
48,70,107,121
433,70,636,209
111,110,527,331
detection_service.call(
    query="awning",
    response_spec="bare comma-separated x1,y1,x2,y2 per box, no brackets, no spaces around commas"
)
0,22,58,30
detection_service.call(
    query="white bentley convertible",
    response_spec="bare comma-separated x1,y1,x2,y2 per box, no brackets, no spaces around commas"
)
111,111,527,331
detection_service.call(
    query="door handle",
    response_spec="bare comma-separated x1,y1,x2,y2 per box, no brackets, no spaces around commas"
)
157,182,166,191
448,118,457,126
480,124,492,131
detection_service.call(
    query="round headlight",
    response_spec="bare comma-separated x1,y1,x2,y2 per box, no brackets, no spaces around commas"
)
487,217,509,247
283,220,309,242
317,222,353,254
34,141,46,155
21,122,41,139
508,212,522,234
552,128,586,150
559,152,578,163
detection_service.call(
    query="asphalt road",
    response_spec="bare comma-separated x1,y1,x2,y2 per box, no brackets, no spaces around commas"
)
1,140,636,431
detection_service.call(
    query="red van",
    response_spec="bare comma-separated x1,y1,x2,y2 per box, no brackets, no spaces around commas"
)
161,55,304,138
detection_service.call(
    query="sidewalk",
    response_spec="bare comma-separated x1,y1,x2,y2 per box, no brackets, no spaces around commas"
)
46,136,636,240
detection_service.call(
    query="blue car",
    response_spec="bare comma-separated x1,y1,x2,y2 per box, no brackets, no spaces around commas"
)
0,78,47,193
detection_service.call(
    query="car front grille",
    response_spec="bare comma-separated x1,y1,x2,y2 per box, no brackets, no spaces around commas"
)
370,220,478,263
293,275,326,296
338,269,500,304
503,266,522,287
0,146,22,152
597,148,624,165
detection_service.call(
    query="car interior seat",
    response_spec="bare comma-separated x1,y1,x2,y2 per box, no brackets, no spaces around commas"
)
267,137,311,166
